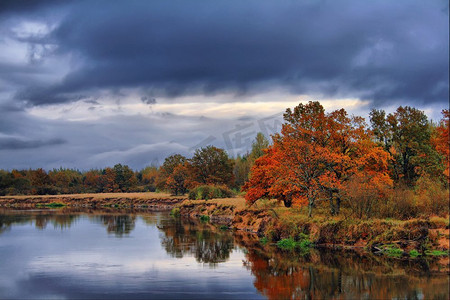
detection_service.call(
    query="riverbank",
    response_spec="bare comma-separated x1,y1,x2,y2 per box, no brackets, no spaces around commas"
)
1,192,448,260
1,208,447,299
177,197,450,263
0,192,186,210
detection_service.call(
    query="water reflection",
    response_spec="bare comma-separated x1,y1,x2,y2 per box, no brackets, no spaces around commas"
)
96,215,136,237
0,213,31,234
0,208,139,236
0,208,448,300
0,209,257,299
158,217,234,265
0,209,79,232
235,232,449,300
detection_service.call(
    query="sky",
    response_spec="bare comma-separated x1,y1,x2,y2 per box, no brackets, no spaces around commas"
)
0,0,448,170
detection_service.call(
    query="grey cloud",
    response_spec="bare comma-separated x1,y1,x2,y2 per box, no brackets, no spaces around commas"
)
0,137,66,150
141,96,156,105
84,100,99,105
0,105,253,170
0,0,448,171
87,142,189,169
15,86,92,105
0,62,50,88
0,102,25,113
0,0,66,14
6,0,447,107
0,97,442,171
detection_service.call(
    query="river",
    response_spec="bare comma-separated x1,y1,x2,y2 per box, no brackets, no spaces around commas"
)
0,209,448,299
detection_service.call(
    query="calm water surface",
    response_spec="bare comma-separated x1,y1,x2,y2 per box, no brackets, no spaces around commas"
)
0,209,448,299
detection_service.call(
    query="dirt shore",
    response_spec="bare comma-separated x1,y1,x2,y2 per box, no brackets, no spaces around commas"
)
178,198,450,259
2,193,448,263
0,192,186,209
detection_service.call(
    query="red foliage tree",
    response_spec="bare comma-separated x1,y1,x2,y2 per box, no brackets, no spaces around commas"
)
433,109,449,181
244,101,392,216
165,162,190,195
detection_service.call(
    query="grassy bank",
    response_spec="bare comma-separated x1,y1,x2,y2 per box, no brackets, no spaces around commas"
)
2,192,448,258
0,192,186,209
177,197,450,258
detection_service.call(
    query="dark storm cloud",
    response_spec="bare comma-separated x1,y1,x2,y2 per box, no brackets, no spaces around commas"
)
0,0,63,14
0,137,66,150
8,0,447,107
0,0,448,171
0,102,24,113
0,102,246,170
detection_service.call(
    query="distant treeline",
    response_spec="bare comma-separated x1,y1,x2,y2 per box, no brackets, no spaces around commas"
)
0,135,269,197
0,164,143,195
1,102,448,219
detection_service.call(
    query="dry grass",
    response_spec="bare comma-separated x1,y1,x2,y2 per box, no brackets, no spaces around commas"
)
430,215,450,228
0,192,187,208
0,192,182,200
181,197,248,210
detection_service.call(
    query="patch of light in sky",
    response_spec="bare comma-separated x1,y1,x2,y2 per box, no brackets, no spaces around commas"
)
10,21,53,39
27,88,372,121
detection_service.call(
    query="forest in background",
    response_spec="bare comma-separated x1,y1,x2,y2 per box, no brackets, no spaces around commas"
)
1,101,448,219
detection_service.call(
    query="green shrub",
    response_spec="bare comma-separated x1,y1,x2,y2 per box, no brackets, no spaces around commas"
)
297,232,309,241
199,215,210,222
188,185,234,200
386,247,403,257
380,244,404,257
409,249,421,257
276,235,312,251
277,238,297,250
299,239,312,249
37,202,66,208
424,250,448,256
170,207,180,217
260,236,268,245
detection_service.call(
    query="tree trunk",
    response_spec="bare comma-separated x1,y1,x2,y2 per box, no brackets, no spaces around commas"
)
282,193,293,208
308,201,313,217
284,199,292,207
335,196,341,214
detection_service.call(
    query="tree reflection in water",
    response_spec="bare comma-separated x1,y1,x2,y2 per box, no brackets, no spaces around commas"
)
0,209,136,237
0,209,447,299
0,213,32,234
0,209,79,232
157,216,234,266
97,215,136,237
35,214,78,230
235,233,449,300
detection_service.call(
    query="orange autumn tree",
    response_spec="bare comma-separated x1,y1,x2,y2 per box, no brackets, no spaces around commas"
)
100,167,118,192
242,147,280,204
341,139,393,218
165,162,190,195
244,101,392,217
433,109,449,181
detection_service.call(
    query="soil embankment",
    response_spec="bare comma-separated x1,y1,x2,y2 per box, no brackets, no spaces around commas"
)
0,192,186,210
178,198,450,258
